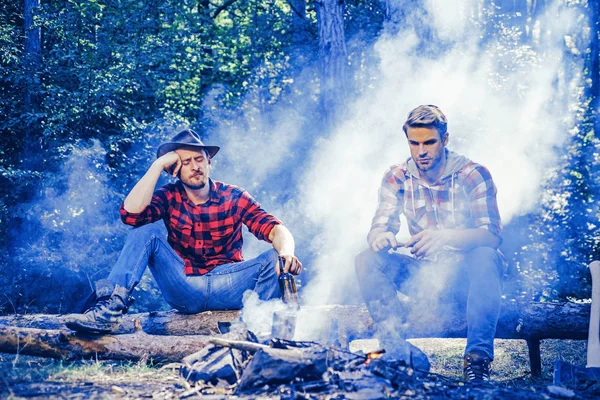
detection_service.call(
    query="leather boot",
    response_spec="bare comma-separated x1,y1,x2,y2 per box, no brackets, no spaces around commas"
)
63,281,131,334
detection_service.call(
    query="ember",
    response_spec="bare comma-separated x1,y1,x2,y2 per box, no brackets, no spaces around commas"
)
364,349,385,365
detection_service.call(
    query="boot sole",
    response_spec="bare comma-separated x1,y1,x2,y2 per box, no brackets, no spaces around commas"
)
64,320,115,335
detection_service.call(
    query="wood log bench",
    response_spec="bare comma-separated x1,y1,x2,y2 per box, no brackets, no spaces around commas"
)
0,301,589,376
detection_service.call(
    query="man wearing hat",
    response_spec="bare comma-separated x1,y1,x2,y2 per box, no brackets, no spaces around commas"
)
63,129,302,334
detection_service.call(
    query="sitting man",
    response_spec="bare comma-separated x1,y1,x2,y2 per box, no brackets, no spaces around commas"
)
64,129,302,333
355,105,505,382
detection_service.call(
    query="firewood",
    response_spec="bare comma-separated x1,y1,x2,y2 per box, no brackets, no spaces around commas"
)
236,346,329,392
208,337,270,353
0,325,211,362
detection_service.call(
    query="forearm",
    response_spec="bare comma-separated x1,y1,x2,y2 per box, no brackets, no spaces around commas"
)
123,162,164,213
269,224,295,256
446,228,500,251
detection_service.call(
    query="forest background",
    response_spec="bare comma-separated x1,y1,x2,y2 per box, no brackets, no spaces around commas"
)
0,0,599,316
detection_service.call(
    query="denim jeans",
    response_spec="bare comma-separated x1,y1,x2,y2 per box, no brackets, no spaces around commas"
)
104,222,280,314
355,247,505,360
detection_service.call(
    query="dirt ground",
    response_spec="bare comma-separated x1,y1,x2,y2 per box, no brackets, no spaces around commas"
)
0,338,593,399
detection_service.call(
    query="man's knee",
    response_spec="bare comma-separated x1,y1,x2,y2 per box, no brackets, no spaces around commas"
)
125,222,164,242
465,247,503,280
355,248,380,280
256,248,280,273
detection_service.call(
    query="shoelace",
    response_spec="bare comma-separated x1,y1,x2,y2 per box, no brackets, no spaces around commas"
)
87,295,129,316
464,357,490,381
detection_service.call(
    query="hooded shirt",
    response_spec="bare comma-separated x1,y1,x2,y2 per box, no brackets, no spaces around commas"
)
367,149,502,247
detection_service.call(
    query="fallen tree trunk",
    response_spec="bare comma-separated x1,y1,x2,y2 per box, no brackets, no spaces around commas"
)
0,309,241,336
0,301,590,370
0,301,590,340
0,325,211,362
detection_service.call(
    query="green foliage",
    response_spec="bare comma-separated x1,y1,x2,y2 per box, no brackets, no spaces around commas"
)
513,1,600,301
0,0,599,313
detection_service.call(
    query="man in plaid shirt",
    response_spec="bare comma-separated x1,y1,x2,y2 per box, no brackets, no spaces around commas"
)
355,105,505,382
64,129,301,334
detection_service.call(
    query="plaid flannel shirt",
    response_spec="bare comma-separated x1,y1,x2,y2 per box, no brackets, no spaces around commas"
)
120,179,281,275
368,151,502,246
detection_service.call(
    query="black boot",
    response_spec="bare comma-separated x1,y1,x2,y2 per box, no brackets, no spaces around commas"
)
63,281,131,334
463,350,492,382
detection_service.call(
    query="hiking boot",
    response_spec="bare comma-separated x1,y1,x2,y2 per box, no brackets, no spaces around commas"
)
63,283,131,334
463,350,492,382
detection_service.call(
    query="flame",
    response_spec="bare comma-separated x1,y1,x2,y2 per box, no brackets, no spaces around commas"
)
364,349,385,365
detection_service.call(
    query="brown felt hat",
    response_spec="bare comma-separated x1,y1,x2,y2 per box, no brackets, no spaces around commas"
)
156,129,220,159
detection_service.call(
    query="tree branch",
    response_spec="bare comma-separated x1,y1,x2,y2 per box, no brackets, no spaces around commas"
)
212,0,240,19
286,0,306,19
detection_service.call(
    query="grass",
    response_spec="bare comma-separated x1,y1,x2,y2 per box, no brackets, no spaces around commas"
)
350,337,588,383
0,338,589,397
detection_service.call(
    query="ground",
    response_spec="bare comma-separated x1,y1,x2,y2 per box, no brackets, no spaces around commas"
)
0,338,591,399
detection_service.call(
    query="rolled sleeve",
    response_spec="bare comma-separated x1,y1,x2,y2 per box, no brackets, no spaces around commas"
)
119,189,169,227
237,190,281,242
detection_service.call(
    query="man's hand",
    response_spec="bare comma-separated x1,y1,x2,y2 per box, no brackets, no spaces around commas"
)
406,229,453,259
370,231,399,252
269,225,302,275
155,151,182,178
276,255,303,276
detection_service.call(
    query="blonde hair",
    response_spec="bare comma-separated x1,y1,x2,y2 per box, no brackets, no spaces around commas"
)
402,105,448,137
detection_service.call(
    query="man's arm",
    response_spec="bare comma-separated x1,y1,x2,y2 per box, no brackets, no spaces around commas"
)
123,152,181,213
367,167,404,252
269,224,302,275
236,190,302,276
406,228,500,259
406,164,502,258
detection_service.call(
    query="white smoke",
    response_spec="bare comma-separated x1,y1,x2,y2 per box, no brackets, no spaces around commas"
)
300,0,583,306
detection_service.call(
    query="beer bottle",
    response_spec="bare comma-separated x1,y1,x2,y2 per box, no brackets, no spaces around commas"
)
278,257,300,310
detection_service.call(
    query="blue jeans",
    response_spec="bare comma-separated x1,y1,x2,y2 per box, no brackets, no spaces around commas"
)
103,222,280,314
355,247,505,359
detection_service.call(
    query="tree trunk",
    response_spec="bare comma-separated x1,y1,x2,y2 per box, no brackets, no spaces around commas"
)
0,325,211,362
316,0,348,128
1,301,590,343
23,0,42,166
0,309,241,336
589,0,600,135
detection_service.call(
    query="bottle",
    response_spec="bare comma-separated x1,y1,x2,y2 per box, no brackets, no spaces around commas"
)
278,257,300,310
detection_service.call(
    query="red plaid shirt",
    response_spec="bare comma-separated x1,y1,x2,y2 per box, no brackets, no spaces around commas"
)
120,179,281,275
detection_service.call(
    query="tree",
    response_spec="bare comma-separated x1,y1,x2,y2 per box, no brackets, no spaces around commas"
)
23,0,42,166
316,0,348,128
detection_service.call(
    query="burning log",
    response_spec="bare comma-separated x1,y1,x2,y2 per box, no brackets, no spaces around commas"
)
0,324,211,362
236,345,330,392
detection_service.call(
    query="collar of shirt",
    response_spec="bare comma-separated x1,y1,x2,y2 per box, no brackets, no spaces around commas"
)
177,178,220,206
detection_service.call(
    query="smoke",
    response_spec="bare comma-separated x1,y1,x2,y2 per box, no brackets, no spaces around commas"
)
299,0,583,308
6,141,129,313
